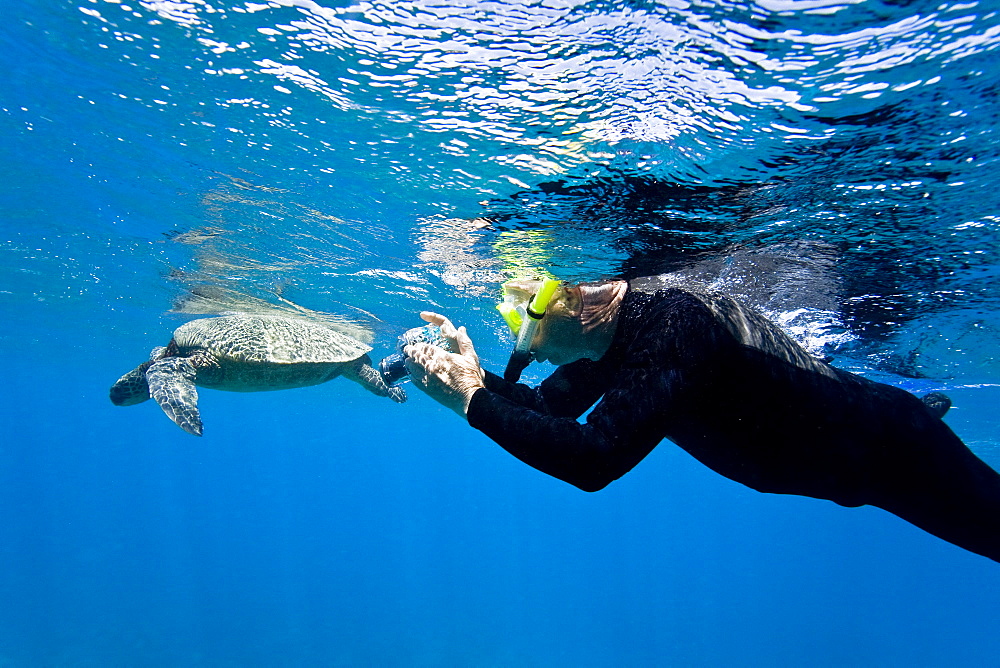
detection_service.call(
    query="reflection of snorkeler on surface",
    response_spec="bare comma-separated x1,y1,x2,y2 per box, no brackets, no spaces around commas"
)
418,172,955,348
402,275,1000,563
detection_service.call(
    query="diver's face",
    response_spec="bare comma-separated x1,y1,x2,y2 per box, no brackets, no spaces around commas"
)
502,281,597,366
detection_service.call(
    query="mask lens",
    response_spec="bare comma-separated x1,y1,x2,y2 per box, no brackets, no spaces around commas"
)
496,294,527,336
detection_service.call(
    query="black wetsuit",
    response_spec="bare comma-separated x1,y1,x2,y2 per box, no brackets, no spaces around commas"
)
468,287,1000,562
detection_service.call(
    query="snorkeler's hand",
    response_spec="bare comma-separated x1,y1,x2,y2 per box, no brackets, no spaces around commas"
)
405,314,485,418
418,311,481,367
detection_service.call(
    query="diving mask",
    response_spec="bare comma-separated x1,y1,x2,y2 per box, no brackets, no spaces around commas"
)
497,278,560,382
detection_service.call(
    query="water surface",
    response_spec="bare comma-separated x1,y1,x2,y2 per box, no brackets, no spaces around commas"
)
2,0,999,665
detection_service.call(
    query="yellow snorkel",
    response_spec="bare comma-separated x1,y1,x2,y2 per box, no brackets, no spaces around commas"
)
498,278,560,382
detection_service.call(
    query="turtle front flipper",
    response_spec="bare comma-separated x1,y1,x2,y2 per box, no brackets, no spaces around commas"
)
147,357,204,436
345,356,407,403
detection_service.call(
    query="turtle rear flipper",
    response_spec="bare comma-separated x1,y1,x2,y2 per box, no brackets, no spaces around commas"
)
110,346,172,406
110,362,153,406
147,357,204,436
345,356,407,403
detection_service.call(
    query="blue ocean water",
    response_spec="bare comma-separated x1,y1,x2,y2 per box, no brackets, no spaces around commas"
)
2,0,1000,665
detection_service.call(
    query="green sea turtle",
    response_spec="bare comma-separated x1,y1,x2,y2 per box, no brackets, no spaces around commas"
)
110,314,405,436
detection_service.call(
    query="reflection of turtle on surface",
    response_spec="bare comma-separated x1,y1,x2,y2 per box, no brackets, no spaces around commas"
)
110,314,405,436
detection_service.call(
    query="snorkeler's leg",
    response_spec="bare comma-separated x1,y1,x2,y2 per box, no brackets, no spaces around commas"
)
869,433,1000,563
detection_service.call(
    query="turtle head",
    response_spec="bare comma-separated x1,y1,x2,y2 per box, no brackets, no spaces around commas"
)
109,362,152,406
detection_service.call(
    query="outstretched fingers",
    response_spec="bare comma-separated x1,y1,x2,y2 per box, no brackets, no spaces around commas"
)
419,310,449,328
455,326,479,362
419,311,478,362
420,311,460,341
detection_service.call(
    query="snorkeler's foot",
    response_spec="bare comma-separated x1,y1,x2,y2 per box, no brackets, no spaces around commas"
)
921,392,952,419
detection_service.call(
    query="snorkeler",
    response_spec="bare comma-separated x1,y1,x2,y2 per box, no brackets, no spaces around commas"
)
402,277,1000,563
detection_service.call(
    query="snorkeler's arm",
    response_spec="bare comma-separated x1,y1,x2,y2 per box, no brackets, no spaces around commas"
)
467,290,724,491
467,363,670,492
480,356,615,420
